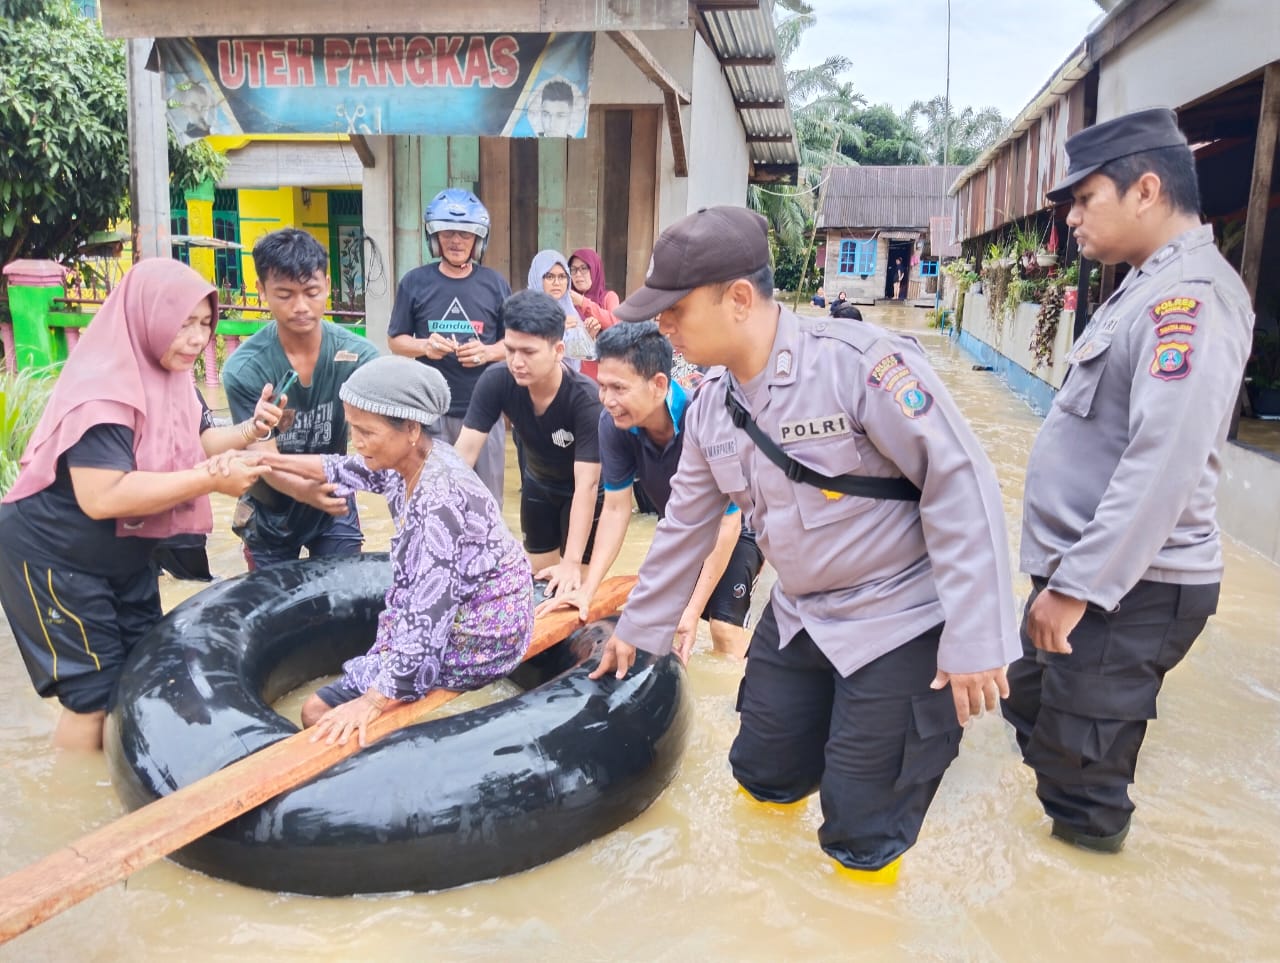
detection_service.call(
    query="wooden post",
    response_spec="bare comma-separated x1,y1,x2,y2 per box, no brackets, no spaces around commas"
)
1240,61,1280,303
125,39,170,260
0,576,636,945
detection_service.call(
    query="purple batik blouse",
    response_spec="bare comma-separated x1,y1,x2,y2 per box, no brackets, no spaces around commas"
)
323,442,533,701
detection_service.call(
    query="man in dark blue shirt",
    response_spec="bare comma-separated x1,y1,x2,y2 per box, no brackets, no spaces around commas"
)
538,322,763,659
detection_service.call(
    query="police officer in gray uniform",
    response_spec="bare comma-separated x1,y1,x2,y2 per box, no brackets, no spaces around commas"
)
592,206,1020,880
1003,108,1254,853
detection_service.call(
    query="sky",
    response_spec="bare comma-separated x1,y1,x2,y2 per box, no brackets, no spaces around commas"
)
792,0,1107,121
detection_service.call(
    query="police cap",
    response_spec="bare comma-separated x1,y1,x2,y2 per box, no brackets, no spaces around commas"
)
1046,107,1190,204
615,206,771,322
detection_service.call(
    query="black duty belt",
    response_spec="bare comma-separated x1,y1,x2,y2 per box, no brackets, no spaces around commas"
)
723,382,922,502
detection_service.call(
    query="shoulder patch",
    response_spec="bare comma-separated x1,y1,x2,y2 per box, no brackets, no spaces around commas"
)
805,317,877,352
1150,340,1192,381
1149,297,1201,324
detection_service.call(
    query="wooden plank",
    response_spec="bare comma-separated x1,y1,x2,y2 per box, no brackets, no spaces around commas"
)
0,576,637,945
125,39,170,259
564,110,602,254
478,137,513,287
605,31,692,105
509,138,542,285
448,137,480,191
348,135,376,169
538,138,569,254
101,0,690,38
664,91,688,178
719,55,775,68
1241,61,1280,303
600,110,634,297
626,108,660,298
392,136,422,283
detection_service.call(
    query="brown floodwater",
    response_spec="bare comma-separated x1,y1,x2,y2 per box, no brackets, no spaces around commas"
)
2,303,1278,961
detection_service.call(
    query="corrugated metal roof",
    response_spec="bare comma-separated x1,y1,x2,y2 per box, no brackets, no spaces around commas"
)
819,166,964,229
696,1,800,182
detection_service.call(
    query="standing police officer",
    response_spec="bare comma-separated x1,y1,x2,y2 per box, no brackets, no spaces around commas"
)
592,206,1020,881
1003,108,1254,853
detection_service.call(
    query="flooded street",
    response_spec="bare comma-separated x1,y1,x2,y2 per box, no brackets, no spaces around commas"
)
2,303,1278,961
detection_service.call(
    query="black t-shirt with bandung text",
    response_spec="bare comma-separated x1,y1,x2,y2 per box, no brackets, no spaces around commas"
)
0,424,158,576
463,363,601,488
388,262,512,418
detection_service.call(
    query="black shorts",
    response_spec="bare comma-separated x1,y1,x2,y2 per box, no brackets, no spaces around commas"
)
519,472,602,561
0,541,161,714
702,533,764,627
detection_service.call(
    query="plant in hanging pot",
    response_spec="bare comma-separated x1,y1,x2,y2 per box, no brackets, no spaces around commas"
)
1035,250,1059,269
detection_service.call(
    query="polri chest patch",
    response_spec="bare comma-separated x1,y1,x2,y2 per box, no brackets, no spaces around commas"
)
779,414,850,444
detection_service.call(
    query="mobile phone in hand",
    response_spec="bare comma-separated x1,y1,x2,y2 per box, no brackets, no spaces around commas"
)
272,370,299,406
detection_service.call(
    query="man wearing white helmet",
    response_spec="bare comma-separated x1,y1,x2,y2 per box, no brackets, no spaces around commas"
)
389,188,511,505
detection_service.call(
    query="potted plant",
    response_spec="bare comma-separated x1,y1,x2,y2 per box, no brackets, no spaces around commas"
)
1246,328,1280,418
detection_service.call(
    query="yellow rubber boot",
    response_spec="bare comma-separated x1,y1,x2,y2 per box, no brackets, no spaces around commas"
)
832,856,902,886
737,785,806,811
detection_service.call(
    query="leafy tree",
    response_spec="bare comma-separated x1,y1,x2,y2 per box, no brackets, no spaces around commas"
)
0,0,223,265
840,104,929,166
749,9,863,286
904,96,1005,166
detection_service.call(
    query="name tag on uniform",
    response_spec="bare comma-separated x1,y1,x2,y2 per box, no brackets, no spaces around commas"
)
779,414,851,443
334,350,359,363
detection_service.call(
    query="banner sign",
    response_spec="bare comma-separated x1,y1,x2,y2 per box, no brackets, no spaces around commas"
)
157,32,594,144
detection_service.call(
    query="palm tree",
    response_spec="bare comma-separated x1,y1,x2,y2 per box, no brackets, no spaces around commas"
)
748,11,864,250
905,96,1005,166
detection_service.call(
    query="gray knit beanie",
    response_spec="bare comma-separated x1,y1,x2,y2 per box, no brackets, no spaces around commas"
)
339,355,451,426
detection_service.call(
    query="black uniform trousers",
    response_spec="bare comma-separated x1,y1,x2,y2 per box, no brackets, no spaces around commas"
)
729,604,962,871
1002,578,1219,838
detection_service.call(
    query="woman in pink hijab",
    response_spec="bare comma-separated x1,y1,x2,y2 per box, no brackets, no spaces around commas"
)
0,259,274,750
567,248,618,381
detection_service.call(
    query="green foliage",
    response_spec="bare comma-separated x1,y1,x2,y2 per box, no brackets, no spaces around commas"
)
169,138,226,194
903,97,1006,167
0,0,130,263
770,228,819,293
0,365,57,496
1248,329,1280,390
0,0,225,263
840,104,929,165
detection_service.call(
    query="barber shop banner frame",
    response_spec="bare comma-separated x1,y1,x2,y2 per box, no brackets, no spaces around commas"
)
156,32,594,144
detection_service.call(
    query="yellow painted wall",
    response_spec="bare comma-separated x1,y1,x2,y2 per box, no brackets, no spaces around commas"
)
186,198,216,282
236,188,299,293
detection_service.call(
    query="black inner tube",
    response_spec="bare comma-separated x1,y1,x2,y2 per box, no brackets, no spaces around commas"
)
105,555,690,895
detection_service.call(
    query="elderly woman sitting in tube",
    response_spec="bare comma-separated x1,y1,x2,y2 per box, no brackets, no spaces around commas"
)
263,356,534,747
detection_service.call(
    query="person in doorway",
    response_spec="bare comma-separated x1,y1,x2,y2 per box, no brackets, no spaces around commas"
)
388,189,511,506
262,357,533,749
537,322,763,659
884,259,899,300
0,260,272,750
1003,107,1254,854
897,257,910,300
589,206,1018,882
222,229,379,570
456,290,604,597
568,247,620,380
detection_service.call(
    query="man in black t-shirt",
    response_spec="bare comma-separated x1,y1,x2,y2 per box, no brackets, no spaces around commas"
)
536,322,763,659
456,290,603,596
388,189,511,506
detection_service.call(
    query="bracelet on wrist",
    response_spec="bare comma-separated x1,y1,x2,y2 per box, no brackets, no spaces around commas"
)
241,419,273,443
